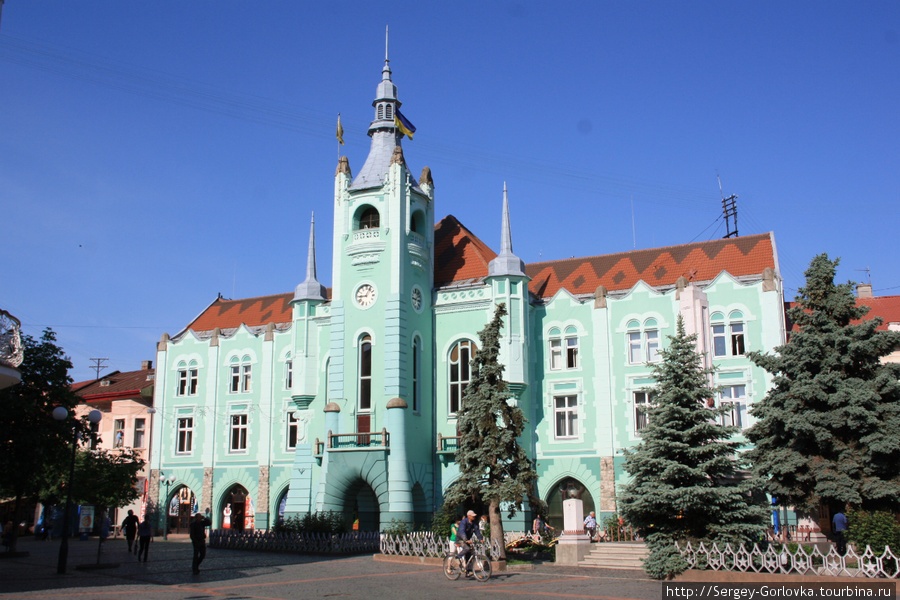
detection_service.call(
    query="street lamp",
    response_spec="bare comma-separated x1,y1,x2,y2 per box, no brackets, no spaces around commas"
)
160,473,176,540
52,406,102,575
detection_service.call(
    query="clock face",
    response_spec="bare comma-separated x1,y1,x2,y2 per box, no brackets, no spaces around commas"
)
355,284,376,307
411,287,422,311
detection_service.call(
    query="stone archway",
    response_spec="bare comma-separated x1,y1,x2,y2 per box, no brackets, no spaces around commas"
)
342,478,380,531
222,484,251,531
544,477,595,531
166,485,197,535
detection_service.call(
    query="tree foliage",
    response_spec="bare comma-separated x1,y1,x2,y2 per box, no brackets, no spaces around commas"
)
0,329,87,551
444,303,541,559
746,254,900,513
619,316,768,579
43,447,145,511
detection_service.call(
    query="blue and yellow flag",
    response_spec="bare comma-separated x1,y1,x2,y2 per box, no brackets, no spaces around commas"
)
394,109,416,140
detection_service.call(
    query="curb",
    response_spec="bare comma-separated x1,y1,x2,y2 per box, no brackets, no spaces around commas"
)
372,554,508,572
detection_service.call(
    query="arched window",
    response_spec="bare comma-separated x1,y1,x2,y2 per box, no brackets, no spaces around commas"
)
449,340,478,414
626,319,661,364
385,104,393,120
177,360,198,396
359,335,372,411
549,326,579,370
412,338,421,413
359,207,380,230
284,352,293,390
377,104,384,120
711,311,746,358
229,356,252,393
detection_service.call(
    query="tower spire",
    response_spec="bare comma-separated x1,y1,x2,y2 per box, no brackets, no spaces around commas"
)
488,182,526,277
294,212,326,301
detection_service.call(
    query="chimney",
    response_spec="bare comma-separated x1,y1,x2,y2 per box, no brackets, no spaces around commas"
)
857,283,873,298
142,360,153,370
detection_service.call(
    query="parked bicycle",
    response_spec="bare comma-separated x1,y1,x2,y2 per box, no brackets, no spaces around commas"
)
443,541,492,581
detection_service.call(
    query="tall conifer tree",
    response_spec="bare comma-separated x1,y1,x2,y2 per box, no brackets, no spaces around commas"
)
620,316,767,579
746,254,900,512
445,303,540,559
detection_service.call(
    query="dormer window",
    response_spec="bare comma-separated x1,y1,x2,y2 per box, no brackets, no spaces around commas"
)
359,207,380,230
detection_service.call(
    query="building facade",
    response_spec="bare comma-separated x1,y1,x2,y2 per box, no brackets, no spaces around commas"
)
149,58,786,532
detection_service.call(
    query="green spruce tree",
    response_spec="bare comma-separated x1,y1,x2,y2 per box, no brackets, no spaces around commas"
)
620,315,768,579
746,254,900,513
445,303,540,560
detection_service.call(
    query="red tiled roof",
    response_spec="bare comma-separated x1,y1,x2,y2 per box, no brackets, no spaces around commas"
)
787,295,900,333
525,233,776,298
857,296,900,330
434,215,498,285
186,293,295,331
74,368,155,399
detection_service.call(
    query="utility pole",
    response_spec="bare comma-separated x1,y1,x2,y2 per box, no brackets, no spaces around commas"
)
89,357,109,380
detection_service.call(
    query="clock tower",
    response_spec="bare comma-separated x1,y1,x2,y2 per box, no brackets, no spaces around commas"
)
326,51,435,525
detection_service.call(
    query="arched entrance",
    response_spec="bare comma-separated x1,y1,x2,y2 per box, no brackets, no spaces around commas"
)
167,485,197,535
545,477,595,531
275,487,290,527
343,479,380,531
222,485,253,531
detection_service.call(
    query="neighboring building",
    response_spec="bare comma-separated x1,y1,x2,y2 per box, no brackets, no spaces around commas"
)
855,284,900,364
150,56,786,532
72,362,156,525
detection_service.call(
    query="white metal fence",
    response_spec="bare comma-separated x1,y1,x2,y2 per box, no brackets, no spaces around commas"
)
208,530,381,554
677,541,900,579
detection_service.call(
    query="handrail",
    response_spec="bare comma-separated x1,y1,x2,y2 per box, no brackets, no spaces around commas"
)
327,428,389,450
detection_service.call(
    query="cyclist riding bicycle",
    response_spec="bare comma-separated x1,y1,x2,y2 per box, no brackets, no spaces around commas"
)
456,510,483,575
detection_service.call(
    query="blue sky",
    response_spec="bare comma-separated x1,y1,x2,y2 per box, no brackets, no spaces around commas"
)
2,1,898,382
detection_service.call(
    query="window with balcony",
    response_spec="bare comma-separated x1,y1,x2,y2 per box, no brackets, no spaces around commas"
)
358,207,380,230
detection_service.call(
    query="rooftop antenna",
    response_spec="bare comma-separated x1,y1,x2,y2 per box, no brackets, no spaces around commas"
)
718,173,739,238
630,195,636,249
385,25,389,64
855,267,872,285
89,357,109,380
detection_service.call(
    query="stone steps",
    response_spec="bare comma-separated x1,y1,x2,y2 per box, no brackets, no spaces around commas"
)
579,542,648,570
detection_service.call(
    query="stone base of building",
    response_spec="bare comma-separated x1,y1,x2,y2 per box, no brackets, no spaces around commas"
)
555,533,591,565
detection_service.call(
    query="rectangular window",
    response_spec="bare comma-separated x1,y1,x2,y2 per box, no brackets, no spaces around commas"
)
554,395,578,439
230,414,248,452
646,330,660,363
113,419,125,448
719,385,746,428
566,336,579,369
634,390,656,433
285,360,293,390
549,339,563,370
241,364,252,393
712,325,727,357
133,418,146,448
628,332,643,364
412,344,419,413
286,412,298,450
731,323,745,356
176,417,193,454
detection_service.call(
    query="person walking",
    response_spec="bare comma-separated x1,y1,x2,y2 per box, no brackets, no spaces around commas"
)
121,510,139,554
190,512,212,574
584,511,597,541
136,517,152,562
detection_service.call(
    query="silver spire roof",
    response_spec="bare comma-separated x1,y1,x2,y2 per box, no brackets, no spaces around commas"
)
293,213,327,301
488,182,527,278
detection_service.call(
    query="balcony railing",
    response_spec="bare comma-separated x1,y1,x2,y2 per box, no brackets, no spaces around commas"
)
0,309,23,369
316,429,390,453
436,433,459,454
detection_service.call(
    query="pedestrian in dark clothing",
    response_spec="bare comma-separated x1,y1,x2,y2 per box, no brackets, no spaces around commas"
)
122,510,140,554
136,518,152,562
833,512,848,555
190,512,211,574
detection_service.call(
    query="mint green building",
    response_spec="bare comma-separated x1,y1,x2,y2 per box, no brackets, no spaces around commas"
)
149,57,785,533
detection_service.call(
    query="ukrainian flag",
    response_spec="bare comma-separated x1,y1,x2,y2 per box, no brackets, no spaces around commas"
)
394,109,416,140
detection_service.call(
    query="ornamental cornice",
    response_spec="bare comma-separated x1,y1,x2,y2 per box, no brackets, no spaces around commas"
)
433,299,493,315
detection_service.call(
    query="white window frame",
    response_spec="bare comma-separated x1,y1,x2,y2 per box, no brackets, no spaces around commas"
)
230,413,249,453
176,417,194,455
634,390,656,433
627,319,661,365
553,395,578,439
229,356,252,393
711,312,747,358
133,417,146,448
719,384,746,428
284,356,293,390
449,339,477,415
113,419,125,448
412,338,421,413
286,411,298,451
358,335,372,412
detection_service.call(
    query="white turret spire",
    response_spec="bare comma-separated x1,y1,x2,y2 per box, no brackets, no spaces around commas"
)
488,182,526,277
294,212,326,301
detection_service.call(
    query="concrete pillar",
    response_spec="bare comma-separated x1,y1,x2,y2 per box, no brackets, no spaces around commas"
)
383,398,413,527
